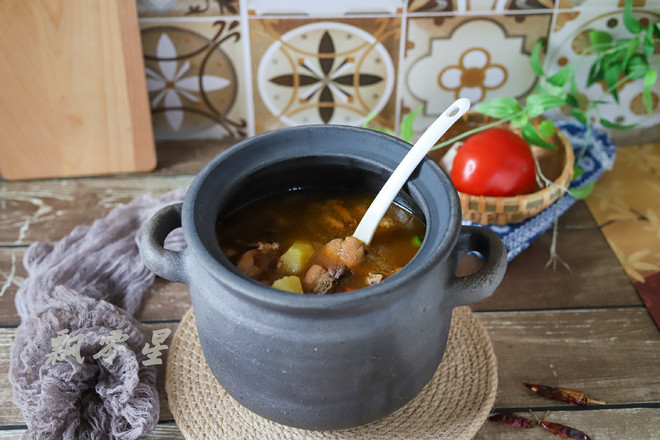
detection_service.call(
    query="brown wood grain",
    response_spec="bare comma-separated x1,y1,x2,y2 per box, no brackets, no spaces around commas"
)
0,408,657,438
470,227,641,311
478,308,660,407
474,407,660,439
0,248,191,326
0,423,185,439
0,0,155,180
0,176,192,245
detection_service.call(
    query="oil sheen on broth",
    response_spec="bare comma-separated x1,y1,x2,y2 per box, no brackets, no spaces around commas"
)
216,189,425,294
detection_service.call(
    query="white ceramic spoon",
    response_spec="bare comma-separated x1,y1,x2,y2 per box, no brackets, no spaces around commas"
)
352,98,471,245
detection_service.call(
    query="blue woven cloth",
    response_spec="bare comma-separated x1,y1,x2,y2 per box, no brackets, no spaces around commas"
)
462,121,617,261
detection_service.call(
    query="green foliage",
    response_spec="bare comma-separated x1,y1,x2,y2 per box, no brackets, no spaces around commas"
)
474,97,521,118
363,0,657,192
568,182,595,200
400,106,422,142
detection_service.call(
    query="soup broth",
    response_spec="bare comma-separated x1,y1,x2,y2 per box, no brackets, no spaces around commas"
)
216,189,426,294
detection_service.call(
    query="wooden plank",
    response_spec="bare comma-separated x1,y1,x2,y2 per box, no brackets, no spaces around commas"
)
477,308,660,408
470,226,641,311
474,408,660,439
0,176,192,245
0,423,185,439
0,0,155,180
556,200,598,230
0,247,192,325
0,248,191,326
0,408,657,439
0,323,178,425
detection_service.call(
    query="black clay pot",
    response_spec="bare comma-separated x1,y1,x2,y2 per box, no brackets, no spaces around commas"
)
140,125,507,431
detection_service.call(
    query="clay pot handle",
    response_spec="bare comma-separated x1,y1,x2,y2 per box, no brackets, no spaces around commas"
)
139,203,190,284
446,226,507,307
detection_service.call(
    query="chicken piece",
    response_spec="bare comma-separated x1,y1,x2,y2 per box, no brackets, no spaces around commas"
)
316,236,365,269
330,204,358,228
366,272,384,286
323,215,345,231
236,242,280,279
328,264,348,279
303,263,349,294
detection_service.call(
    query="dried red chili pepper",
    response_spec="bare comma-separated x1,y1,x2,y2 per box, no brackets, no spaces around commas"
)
540,420,592,440
487,412,532,429
522,383,606,406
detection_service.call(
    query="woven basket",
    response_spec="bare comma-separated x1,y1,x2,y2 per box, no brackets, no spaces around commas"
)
432,112,575,225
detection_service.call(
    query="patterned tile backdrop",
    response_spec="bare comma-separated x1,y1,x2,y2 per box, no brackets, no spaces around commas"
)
137,0,660,142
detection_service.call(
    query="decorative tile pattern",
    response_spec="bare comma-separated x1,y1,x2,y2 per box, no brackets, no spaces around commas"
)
402,14,552,130
135,0,660,143
140,20,247,139
408,0,554,12
546,9,660,130
250,18,400,133
558,0,654,9
137,0,240,17
246,0,405,17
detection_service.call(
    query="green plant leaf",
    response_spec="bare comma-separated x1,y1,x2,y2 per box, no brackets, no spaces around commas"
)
571,108,588,125
569,182,595,200
587,59,603,87
547,66,573,87
570,75,579,97
573,166,585,179
521,123,557,150
626,54,648,79
400,105,421,142
565,93,579,108
535,82,565,97
511,113,529,128
622,38,640,70
603,61,622,103
644,24,655,59
623,0,643,34
530,40,545,78
362,112,378,128
538,119,555,138
599,118,637,130
643,69,658,114
474,97,522,118
525,94,565,117
656,22,660,37
589,30,613,53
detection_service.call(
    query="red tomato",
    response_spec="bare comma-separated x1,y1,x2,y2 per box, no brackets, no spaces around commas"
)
450,127,536,197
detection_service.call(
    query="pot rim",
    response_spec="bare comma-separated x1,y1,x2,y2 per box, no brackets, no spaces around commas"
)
181,125,462,311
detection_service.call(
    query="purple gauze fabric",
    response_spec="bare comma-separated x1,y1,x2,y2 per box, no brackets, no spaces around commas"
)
10,188,187,440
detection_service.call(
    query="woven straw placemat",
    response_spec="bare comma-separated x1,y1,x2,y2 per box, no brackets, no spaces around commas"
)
166,306,497,439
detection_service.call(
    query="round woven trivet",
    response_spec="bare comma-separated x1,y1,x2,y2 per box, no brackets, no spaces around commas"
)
166,306,497,439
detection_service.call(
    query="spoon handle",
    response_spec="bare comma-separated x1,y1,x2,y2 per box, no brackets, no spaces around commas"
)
353,98,471,245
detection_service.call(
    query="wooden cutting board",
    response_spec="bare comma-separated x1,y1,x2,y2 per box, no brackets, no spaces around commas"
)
0,0,156,180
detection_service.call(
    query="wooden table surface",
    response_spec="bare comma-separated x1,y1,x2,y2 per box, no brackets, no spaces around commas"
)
1,140,658,439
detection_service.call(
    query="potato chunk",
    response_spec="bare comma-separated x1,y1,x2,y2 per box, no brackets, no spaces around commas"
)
272,276,304,293
277,242,315,275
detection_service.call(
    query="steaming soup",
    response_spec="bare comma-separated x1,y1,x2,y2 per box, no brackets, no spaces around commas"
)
216,189,425,294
